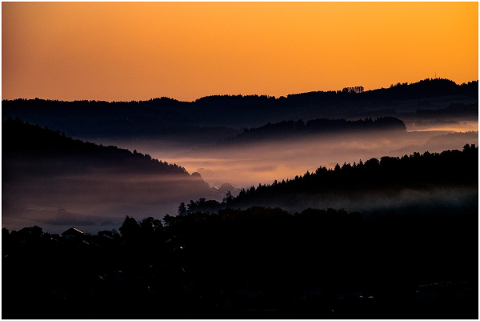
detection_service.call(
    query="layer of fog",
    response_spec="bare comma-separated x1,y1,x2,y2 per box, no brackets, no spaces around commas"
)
92,120,478,190
160,130,478,189
281,186,478,218
2,169,211,234
403,119,478,132
4,119,477,234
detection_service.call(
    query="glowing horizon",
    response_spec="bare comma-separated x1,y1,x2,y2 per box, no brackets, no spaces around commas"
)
2,2,478,102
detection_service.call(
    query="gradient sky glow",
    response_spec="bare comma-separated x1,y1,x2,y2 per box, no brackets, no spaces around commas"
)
2,2,478,102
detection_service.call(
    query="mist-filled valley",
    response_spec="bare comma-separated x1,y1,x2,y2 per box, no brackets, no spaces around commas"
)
2,78,478,318
2,78,478,233
3,0,480,316
165,125,478,188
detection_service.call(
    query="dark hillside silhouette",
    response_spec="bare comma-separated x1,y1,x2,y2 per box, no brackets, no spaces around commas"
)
3,117,190,176
182,145,478,214
2,117,213,229
3,203,477,318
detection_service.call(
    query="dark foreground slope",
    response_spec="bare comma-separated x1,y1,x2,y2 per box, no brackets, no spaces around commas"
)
3,204,477,318
2,117,212,232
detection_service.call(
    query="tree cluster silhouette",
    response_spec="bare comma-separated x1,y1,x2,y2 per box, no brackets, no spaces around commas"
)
342,86,364,94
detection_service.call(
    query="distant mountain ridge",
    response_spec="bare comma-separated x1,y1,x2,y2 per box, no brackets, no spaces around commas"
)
3,78,477,136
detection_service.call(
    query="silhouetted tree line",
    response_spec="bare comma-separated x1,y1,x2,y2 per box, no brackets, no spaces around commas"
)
342,86,364,94
283,78,476,103
194,94,276,108
216,116,406,145
3,117,191,177
3,202,477,318
3,78,477,131
362,78,478,101
182,144,478,214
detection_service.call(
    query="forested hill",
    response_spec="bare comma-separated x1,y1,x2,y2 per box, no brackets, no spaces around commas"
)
182,145,478,215
214,117,405,146
3,117,190,177
2,117,213,228
3,78,477,131
358,78,477,100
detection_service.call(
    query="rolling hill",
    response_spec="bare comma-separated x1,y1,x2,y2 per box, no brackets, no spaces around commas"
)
2,117,213,232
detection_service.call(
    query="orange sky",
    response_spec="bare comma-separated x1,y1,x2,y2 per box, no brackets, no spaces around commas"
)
2,2,478,102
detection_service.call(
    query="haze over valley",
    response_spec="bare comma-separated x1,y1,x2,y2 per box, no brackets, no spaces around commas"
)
4,78,478,191
2,2,478,317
